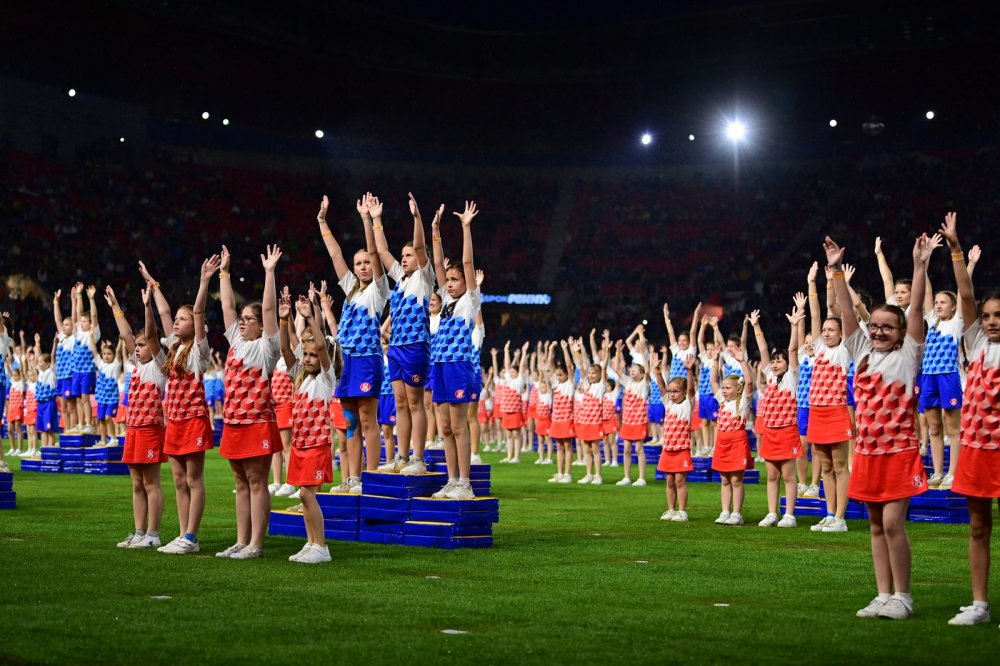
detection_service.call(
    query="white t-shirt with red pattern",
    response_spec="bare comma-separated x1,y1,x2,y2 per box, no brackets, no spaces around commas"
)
127,350,168,428
287,363,337,449
223,322,280,425
272,356,295,407
759,366,799,429
496,374,525,414
535,390,552,420
715,390,751,433
663,398,693,451
163,335,211,421
602,385,619,421
844,328,922,455
574,379,605,425
620,375,649,427
808,338,851,407
960,320,1000,450
550,378,575,422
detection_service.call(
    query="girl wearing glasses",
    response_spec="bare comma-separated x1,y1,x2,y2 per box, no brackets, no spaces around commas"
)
826,233,931,621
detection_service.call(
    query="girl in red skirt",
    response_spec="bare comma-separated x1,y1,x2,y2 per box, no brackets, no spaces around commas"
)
940,214,1000,625
138,256,219,556
653,353,696,521
106,285,167,550
709,346,753,526
827,233,931,620
269,285,298,497
217,244,284,559
493,341,528,463
616,339,649,487
280,292,335,564
535,367,554,465
572,337,609,485
601,375,619,470
548,341,577,483
750,304,806,528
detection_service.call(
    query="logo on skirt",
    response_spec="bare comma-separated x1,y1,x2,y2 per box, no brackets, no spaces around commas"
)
455,389,466,400
411,374,422,384
146,450,155,460
314,470,323,480
262,439,271,450
360,382,372,393
912,475,924,488
950,398,958,406
196,437,204,447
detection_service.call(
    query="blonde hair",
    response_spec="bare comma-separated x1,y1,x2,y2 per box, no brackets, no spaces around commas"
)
723,373,746,414
162,305,195,377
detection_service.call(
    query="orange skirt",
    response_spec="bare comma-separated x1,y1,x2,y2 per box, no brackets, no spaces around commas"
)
806,404,853,444
535,417,552,436
690,403,703,430
220,421,282,460
549,420,575,440
657,448,693,473
164,416,214,457
952,446,1000,499
760,425,804,461
123,424,167,464
848,448,926,503
330,400,347,431
575,422,603,442
287,445,333,486
712,429,752,472
602,417,619,436
619,422,648,442
502,411,525,430
275,402,293,430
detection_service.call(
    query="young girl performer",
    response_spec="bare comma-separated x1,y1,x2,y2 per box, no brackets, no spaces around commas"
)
696,316,722,456
86,328,122,447
270,285,298,497
534,357,554,465
806,261,853,533
217,245,283,559
139,258,218,556
4,358,25,459
371,193,434,474
280,293,335,564
108,285,167,549
547,341,576,483
572,338,608,484
494,341,529,464
750,304,805,528
616,339,649,486
827,233,931,620
72,284,100,434
709,345,754,525
34,334,58,447
920,286,964,489
653,353,697,521
52,288,77,433
425,292,443,449
377,322,398,468
318,195,389,493
426,201,481,499
940,214,999,625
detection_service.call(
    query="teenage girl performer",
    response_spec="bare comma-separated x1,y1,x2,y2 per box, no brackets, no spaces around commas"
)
425,291,443,449
652,352,696,521
940,213,1000,625
428,201,482,499
107,284,167,550
696,316,722,456
709,345,754,526
827,233,931,621
72,285,100,434
547,340,576,483
34,334,58,447
750,304,805,528
280,293,335,565
664,302,699,381
371,193,435,475
139,258,218,556
615,339,649,487
920,286,964,489
52,288,77,433
806,261,853,533
217,245,283,560
318,194,389,493
85,330,122,447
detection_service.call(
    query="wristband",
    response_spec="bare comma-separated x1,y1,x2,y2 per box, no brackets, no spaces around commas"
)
832,271,845,279
280,320,289,327
113,309,124,317
219,272,230,279
951,251,964,260
755,333,765,338
432,236,441,242
809,292,818,297
322,230,332,238
372,225,382,231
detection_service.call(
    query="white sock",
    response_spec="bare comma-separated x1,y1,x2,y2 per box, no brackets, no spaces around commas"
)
877,593,892,603
973,600,989,609
894,592,913,606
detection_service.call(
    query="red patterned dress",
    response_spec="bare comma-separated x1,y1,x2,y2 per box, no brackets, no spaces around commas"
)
220,322,282,460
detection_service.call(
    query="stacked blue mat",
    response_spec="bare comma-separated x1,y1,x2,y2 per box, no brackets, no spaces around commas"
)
654,456,760,484
0,471,15,509
269,469,499,549
20,434,128,475
616,442,664,466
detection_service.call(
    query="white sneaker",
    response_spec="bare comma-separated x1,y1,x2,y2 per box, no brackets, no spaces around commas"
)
877,595,913,620
82,425,95,434
289,543,313,562
940,473,955,489
725,512,744,526
534,457,544,465
510,457,521,464
590,475,603,485
671,511,688,522
541,458,554,465
432,481,458,498
660,510,676,521
216,543,246,558
547,474,561,483
577,474,593,484
229,545,263,560
117,533,140,548
776,514,797,528
617,478,633,486
377,456,405,473
758,512,779,527
715,511,731,525
274,483,296,497
330,480,352,493
498,457,510,464
822,517,848,533
349,482,363,495
296,544,331,564
470,454,483,464
948,604,991,626
803,484,820,498
811,516,834,532
633,478,647,487
927,472,944,488
289,489,301,499
796,483,808,495
160,537,200,555
572,460,585,467
446,481,475,500
557,474,572,484
267,483,280,495
400,458,426,475
608,460,619,468
856,596,888,618
129,534,161,549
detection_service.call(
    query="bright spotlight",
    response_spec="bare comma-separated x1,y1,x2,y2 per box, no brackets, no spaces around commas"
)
725,120,747,142
119,137,125,143
640,133,652,146
68,88,76,97
201,111,210,120
222,118,230,126
829,119,838,128
925,110,935,120
688,134,695,141
314,129,325,139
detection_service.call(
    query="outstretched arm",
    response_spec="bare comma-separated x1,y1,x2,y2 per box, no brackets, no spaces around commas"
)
195,254,220,343
749,309,770,368
85,285,99,342
663,303,678,348
278,288,296,369
939,212,977,330
430,204,447,288
318,195,351,280
298,296,330,372
409,192,430,269
260,245,281,338
454,200,478,288
370,193,398,273
219,245,238,331
52,288,64,331
142,284,161,358
807,261,821,340
824,238,859,341
138,261,174,334
364,194,385,280
874,236,896,303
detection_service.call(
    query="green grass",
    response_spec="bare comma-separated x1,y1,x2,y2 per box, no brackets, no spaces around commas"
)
2,448,999,665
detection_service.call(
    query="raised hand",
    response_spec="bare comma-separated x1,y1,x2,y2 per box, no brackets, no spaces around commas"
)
453,200,479,227
408,192,421,219
260,244,282,272
368,194,384,219
295,295,313,319
54,288,62,301
874,236,882,254
807,261,819,283
319,195,331,223
693,301,702,321
141,284,152,307
748,309,760,326
786,307,805,325
201,254,222,281
843,263,855,284
220,245,231,272
86,284,97,299
731,346,745,362
278,287,292,319
938,211,958,247
104,286,118,309
822,236,845,268
662,302,670,318
968,244,982,267
353,194,367,218
431,204,445,229
318,280,328,299
475,270,485,287
683,355,696,370
138,261,155,284
913,233,933,265
793,291,807,310
503,340,511,352
927,232,944,252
